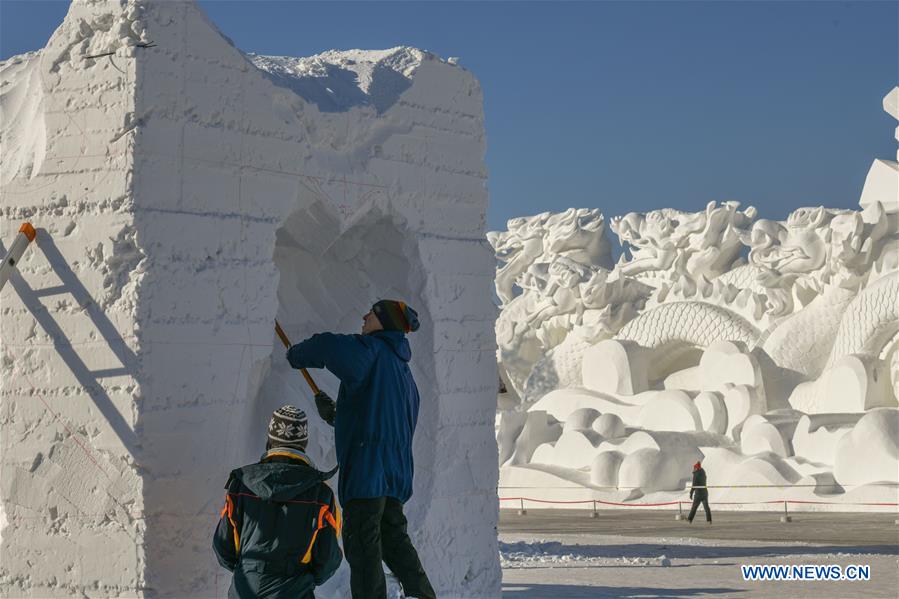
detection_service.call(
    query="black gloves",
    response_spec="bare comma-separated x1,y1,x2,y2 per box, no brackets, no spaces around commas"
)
315,391,336,426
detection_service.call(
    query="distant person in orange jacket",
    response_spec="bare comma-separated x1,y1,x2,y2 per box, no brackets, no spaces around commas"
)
688,461,712,524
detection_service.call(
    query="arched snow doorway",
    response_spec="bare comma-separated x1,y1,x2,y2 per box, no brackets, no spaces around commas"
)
252,199,436,510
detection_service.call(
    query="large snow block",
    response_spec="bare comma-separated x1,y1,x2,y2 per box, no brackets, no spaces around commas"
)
509,411,562,465
788,354,897,414
581,339,649,395
859,159,899,214
636,390,703,432
791,413,862,465
1,1,499,597
833,409,899,486
699,341,767,404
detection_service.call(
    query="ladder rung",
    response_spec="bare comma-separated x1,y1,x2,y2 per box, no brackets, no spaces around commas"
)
32,285,69,297
89,368,129,378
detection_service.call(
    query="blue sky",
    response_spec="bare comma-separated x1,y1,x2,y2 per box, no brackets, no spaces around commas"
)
2,1,896,231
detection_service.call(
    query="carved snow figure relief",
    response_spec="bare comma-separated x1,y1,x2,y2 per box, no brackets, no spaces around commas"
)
611,201,755,281
493,88,899,507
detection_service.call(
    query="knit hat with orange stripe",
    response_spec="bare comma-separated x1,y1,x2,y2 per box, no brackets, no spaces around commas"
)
372,299,420,333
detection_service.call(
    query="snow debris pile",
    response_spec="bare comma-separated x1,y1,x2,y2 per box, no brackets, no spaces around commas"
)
493,87,899,509
499,540,672,568
1,0,498,597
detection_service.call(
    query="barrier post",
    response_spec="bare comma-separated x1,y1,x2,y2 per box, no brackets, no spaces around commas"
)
591,500,598,518
675,501,684,521
518,498,527,516
780,500,792,523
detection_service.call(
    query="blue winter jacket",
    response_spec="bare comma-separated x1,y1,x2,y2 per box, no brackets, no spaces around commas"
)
286,330,420,504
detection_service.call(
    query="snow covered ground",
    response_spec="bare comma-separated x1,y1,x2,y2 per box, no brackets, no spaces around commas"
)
500,532,899,597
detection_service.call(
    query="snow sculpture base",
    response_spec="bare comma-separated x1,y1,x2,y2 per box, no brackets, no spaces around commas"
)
0,1,499,597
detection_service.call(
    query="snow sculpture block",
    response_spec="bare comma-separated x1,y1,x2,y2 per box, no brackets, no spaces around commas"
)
530,388,644,423
563,407,601,432
789,354,896,414
877,85,898,163
859,159,899,214
592,413,625,438
618,448,667,493
699,341,767,403
522,334,591,403
722,384,767,440
0,1,499,596
613,431,705,494
582,339,648,395
590,451,625,487
636,390,703,432
740,415,792,457
884,86,899,121
497,410,528,466
663,366,702,391
833,409,899,486
497,363,522,410
509,411,562,465
700,448,802,502
791,414,862,465
694,391,727,434
892,350,899,401
532,429,602,469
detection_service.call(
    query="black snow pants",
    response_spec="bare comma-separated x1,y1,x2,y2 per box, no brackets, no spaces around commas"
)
342,497,436,599
688,492,712,522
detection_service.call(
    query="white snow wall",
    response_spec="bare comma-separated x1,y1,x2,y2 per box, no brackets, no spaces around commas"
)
0,1,500,597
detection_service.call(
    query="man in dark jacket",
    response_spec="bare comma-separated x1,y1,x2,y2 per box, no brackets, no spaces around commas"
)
688,461,712,524
286,299,436,599
213,406,342,598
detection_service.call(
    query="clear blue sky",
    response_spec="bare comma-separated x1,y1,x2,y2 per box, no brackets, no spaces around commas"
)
2,1,896,231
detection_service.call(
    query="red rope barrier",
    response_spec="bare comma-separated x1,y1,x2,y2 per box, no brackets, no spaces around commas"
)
501,497,594,505
499,497,899,507
592,498,681,507
785,499,899,507
500,497,681,507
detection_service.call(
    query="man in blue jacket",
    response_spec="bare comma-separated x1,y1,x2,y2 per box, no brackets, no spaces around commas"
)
287,299,436,599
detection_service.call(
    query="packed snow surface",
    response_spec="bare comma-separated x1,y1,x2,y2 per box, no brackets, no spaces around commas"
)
501,532,899,598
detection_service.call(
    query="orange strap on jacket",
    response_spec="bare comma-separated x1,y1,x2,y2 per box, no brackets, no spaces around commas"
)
324,504,341,535
220,494,240,554
299,503,341,564
300,504,329,564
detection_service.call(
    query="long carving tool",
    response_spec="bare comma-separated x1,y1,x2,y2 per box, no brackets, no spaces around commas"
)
275,320,322,395
275,321,337,428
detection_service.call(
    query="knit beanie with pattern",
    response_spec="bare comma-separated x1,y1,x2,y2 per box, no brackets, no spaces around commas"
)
267,405,308,450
